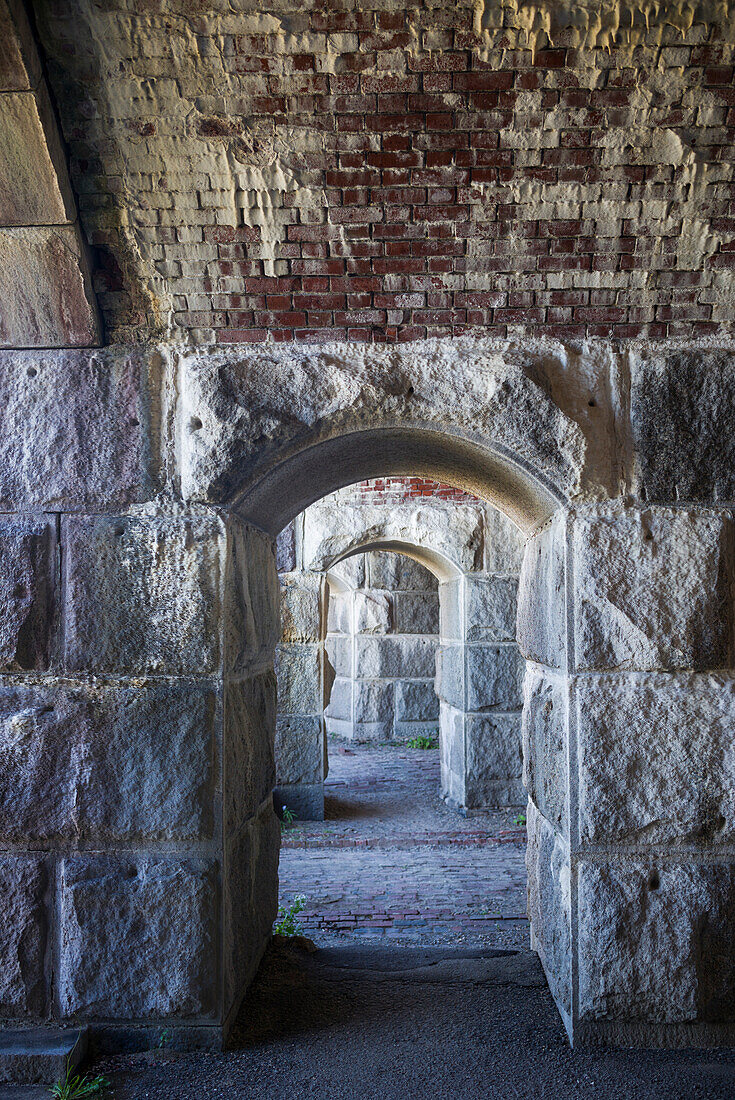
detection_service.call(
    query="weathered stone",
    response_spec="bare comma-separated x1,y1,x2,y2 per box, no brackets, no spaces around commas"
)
435,644,463,710
325,633,350,676
328,555,365,588
0,680,217,842
465,575,517,642
440,701,465,807
180,341,585,524
276,522,296,572
0,226,99,347
280,572,322,643
482,508,526,574
60,856,218,1019
354,679,394,724
225,518,279,674
354,589,392,634
326,591,352,634
302,501,484,576
526,802,571,1019
274,781,324,821
225,672,276,833
0,1026,86,1085
517,513,566,669
574,506,733,672
523,667,568,835
576,672,735,846
0,516,55,671
324,676,351,722
355,634,437,679
367,551,439,591
275,643,321,715
393,591,439,635
465,713,523,784
466,643,525,711
0,90,74,224
0,857,47,1017
274,715,323,786
223,803,279,1014
63,515,223,675
578,860,735,1024
630,347,735,503
0,347,150,511
439,579,463,641
0,0,41,90
395,679,439,722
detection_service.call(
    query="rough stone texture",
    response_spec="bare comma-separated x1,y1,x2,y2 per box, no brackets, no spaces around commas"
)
225,673,277,834
0,516,56,672
0,1026,86,1085
482,510,527,575
435,645,464,711
465,576,517,642
324,677,352,724
0,90,72,224
517,513,567,669
0,680,217,842
578,860,735,1024
440,702,466,808
356,635,437,680
275,522,295,573
439,579,463,641
465,713,523,787
0,0,41,90
395,680,440,723
275,644,322,716
225,519,280,675
631,348,735,504
368,552,439,592
59,857,217,1020
576,673,735,847
280,572,321,643
574,506,733,672
327,591,352,635
325,634,350,677
466,644,525,712
0,348,151,511
275,715,323,787
303,500,485,576
63,515,223,676
394,591,439,635
181,342,585,524
526,802,571,1021
523,668,568,837
354,589,392,634
0,226,99,347
0,857,47,1017
223,803,280,1015
354,680,394,725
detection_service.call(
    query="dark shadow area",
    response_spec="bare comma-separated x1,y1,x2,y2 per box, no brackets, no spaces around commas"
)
96,939,735,1100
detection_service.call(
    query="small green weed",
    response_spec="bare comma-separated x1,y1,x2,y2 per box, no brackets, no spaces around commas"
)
281,805,295,826
49,1052,109,1100
157,1028,172,1049
513,812,527,827
406,736,437,750
273,893,307,936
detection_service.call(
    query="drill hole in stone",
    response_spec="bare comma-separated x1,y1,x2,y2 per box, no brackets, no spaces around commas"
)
648,871,660,891
190,416,203,432
588,399,596,407
27,367,37,378
113,524,125,537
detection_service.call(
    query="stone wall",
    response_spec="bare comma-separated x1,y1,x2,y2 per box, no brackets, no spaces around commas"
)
325,550,441,743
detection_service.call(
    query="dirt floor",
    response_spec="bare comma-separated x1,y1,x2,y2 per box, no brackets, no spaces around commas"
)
7,741,735,1099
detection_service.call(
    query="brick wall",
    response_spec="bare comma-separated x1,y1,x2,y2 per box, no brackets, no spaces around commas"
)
332,477,479,504
33,1,735,344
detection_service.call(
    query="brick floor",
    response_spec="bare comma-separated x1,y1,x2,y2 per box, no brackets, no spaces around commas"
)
278,741,528,944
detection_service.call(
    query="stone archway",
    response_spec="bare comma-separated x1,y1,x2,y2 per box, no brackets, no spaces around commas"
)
2,337,734,1051
274,491,527,817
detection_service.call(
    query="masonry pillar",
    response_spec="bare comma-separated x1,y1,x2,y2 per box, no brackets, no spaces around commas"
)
0,505,281,1047
520,502,735,1046
274,571,328,820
